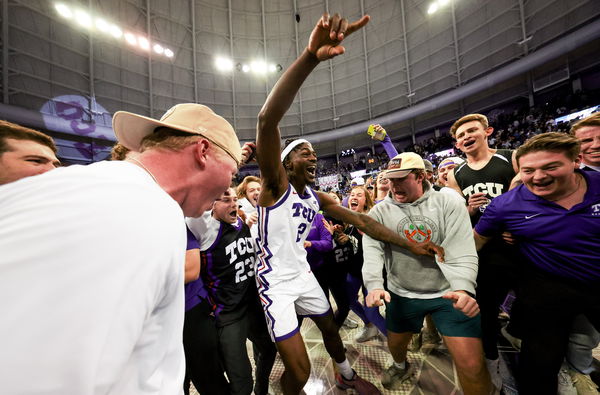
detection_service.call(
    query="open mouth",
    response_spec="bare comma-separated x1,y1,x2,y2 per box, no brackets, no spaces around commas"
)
463,139,476,148
229,209,237,217
532,179,553,189
306,166,316,177
350,199,359,210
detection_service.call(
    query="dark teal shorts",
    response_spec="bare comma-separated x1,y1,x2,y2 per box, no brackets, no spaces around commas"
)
386,292,482,338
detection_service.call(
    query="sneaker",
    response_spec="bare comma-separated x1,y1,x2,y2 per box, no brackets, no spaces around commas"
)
500,325,522,351
343,317,359,329
408,332,422,352
335,369,381,394
355,324,379,343
485,358,502,392
381,361,413,390
568,369,600,395
558,366,577,395
422,329,441,346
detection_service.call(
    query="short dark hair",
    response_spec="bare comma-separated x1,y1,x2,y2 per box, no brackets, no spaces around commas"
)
0,120,57,155
139,127,201,152
516,132,580,164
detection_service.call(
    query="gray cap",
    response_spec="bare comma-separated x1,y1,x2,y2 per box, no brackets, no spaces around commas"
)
423,159,434,173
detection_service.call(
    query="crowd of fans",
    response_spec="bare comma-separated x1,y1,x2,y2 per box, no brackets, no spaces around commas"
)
1,9,599,395
310,89,598,193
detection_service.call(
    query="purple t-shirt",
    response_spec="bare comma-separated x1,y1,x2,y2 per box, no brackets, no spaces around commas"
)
305,213,334,270
184,226,208,311
475,170,600,283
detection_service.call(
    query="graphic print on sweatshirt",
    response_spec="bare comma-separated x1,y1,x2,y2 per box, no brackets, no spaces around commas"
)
397,215,439,244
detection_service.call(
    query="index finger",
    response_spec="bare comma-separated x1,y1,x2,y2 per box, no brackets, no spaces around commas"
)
320,13,330,28
345,15,370,37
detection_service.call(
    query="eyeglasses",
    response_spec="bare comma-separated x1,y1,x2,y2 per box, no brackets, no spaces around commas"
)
215,197,237,204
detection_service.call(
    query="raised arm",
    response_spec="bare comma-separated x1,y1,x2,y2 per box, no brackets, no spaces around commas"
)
256,13,370,205
317,191,445,261
367,124,398,159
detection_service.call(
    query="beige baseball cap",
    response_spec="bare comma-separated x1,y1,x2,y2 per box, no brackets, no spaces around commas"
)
112,103,242,165
384,152,425,178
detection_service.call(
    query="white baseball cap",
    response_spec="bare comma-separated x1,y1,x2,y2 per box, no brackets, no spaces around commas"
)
351,177,365,186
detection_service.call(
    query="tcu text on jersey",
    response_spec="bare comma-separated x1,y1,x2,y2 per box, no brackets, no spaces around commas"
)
462,182,504,197
292,202,316,242
225,236,255,283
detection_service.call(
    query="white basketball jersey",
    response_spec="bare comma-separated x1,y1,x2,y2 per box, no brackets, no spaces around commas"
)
256,184,321,285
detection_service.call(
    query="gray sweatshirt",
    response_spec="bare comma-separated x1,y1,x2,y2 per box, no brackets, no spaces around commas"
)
362,183,478,298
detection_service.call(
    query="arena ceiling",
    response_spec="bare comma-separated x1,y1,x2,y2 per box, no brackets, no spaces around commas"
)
1,0,600,158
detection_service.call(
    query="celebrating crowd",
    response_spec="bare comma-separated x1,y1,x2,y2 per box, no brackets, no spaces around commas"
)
0,11,598,395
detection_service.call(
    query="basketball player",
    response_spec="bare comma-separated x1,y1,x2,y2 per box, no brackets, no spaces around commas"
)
254,13,443,395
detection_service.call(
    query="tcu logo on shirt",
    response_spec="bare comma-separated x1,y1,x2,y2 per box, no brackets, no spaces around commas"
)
592,203,600,216
462,182,504,198
292,202,316,242
225,237,255,283
292,202,316,222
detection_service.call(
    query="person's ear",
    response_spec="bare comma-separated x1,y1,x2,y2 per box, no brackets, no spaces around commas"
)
573,153,582,169
193,139,210,168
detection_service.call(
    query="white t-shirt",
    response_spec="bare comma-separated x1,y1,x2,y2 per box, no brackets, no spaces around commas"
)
0,161,186,395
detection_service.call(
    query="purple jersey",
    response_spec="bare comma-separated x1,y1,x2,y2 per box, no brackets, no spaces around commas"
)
184,227,208,311
475,170,600,283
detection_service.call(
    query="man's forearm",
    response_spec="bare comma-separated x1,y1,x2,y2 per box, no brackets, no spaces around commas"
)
356,214,411,250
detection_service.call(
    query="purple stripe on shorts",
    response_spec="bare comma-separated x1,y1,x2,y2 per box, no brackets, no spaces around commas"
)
275,326,300,342
300,307,332,318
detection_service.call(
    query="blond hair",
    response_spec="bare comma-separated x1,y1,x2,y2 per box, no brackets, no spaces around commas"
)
450,114,489,138
236,176,261,199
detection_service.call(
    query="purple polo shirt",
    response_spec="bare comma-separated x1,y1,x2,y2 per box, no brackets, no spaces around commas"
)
475,170,600,283
184,226,208,311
